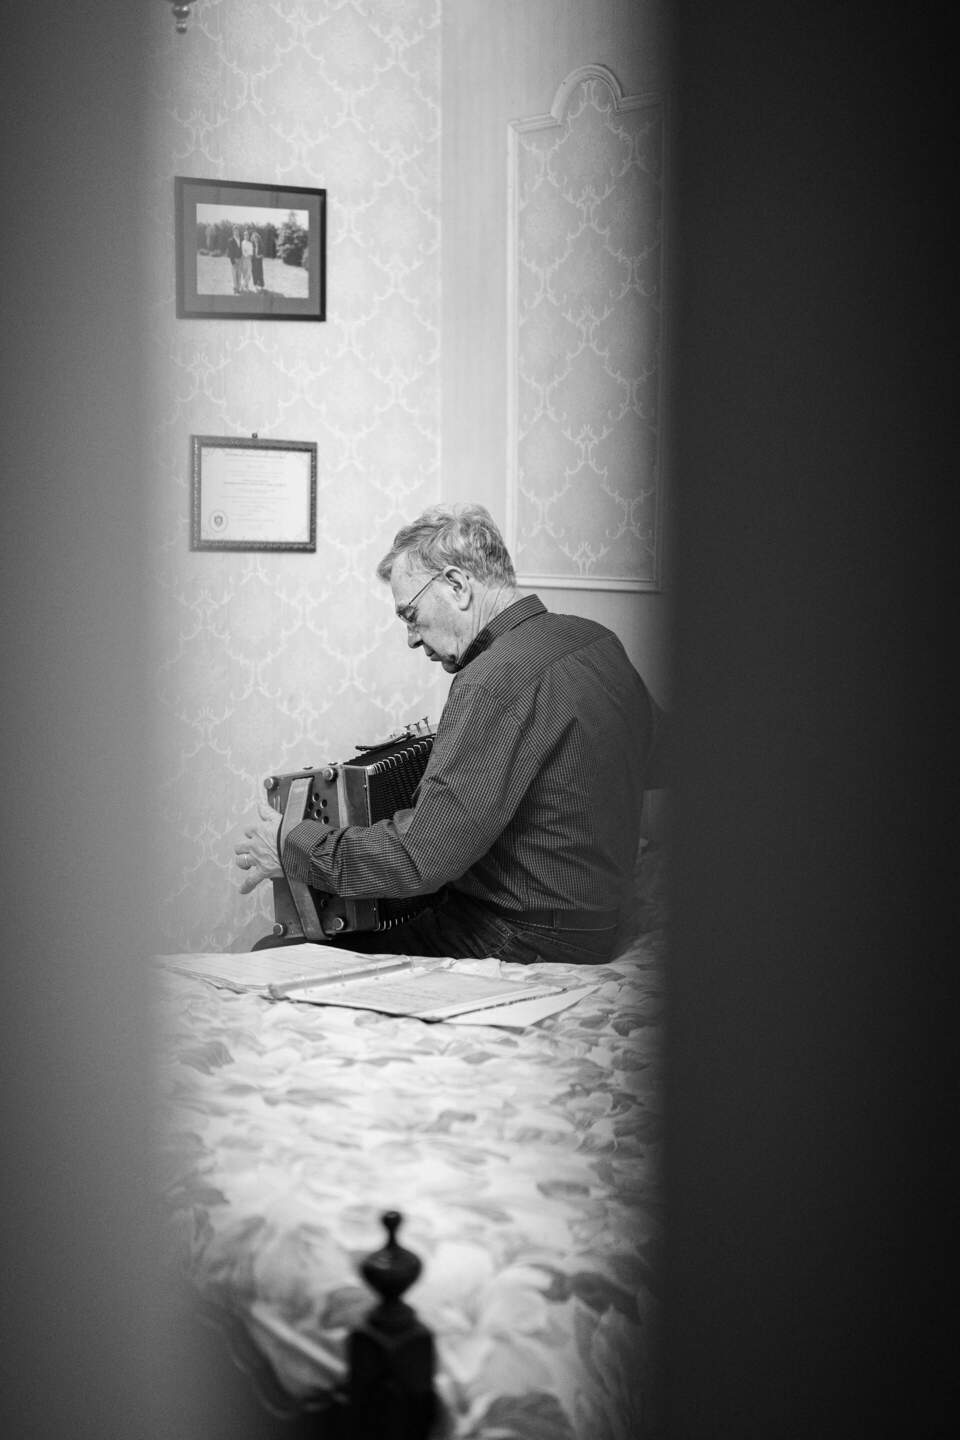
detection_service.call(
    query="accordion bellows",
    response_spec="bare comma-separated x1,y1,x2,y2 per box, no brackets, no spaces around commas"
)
265,720,435,941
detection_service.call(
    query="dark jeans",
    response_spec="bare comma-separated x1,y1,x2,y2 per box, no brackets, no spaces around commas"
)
257,889,619,966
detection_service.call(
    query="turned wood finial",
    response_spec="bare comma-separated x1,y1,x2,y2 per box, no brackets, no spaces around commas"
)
349,1211,436,1438
360,1210,423,1306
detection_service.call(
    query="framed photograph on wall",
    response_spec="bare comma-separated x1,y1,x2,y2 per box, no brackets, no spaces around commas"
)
191,435,317,551
175,177,326,321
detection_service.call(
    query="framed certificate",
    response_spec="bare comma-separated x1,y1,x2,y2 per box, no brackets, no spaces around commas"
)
190,436,317,551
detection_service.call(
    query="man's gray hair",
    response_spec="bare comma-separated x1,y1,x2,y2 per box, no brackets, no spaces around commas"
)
376,503,516,585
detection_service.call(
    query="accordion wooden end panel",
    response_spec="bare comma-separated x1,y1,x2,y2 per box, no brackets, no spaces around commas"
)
264,721,436,942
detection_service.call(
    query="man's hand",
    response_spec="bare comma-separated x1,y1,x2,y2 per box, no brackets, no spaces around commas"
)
234,801,284,894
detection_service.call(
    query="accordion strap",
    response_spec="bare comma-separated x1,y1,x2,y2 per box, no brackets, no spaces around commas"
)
278,776,326,942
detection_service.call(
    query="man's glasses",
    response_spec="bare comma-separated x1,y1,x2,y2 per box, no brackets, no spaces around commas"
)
396,570,444,629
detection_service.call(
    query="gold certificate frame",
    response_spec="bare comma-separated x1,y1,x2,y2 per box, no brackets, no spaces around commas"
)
190,435,317,552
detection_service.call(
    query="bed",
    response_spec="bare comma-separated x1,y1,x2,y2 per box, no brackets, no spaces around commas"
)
154,849,666,1439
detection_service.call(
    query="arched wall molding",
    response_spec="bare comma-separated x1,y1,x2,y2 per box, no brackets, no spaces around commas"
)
548,63,629,120
506,64,667,592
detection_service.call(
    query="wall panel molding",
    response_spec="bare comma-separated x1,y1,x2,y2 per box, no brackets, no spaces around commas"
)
506,64,666,592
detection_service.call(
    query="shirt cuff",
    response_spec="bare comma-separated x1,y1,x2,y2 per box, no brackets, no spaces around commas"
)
281,818,334,887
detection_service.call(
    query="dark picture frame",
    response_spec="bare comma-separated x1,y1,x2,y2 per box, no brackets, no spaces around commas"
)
191,435,318,552
175,177,326,321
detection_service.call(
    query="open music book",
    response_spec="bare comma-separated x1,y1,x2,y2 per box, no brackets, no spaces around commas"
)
154,945,582,1024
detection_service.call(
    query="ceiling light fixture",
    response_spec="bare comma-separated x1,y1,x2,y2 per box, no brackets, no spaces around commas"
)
168,3,193,33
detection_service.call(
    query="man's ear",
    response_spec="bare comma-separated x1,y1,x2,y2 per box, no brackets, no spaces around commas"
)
444,566,473,610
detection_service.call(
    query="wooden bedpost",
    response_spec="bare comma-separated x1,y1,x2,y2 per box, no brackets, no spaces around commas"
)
347,1211,437,1440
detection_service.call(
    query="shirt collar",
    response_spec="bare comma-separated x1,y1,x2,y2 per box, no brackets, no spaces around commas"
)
456,593,546,671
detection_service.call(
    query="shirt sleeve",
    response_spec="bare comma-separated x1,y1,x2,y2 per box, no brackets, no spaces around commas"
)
280,680,542,898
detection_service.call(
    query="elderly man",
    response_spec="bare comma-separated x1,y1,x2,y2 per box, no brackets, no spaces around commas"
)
235,503,661,964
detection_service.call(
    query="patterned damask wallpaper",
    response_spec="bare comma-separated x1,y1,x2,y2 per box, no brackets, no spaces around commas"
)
144,0,445,952
509,68,665,589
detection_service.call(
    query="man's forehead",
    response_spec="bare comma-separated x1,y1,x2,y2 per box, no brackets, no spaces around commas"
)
390,555,423,593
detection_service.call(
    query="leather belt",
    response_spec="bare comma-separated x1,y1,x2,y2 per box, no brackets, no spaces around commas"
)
488,904,620,932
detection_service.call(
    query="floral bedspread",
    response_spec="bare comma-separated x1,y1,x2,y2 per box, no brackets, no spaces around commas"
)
154,930,664,1440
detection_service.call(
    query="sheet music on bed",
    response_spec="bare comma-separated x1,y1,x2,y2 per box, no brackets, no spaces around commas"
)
153,947,582,1024
153,946,410,995
284,965,568,1022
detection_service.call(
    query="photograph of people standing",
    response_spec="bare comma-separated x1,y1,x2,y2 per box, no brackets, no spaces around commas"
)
240,229,254,291
250,228,264,291
226,226,242,294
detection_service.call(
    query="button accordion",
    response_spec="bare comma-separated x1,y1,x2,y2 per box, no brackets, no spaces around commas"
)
264,719,436,941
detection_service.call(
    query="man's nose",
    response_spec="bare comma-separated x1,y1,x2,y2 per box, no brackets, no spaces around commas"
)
406,629,422,649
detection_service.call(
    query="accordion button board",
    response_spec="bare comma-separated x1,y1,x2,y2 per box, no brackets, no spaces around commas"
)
264,720,436,940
